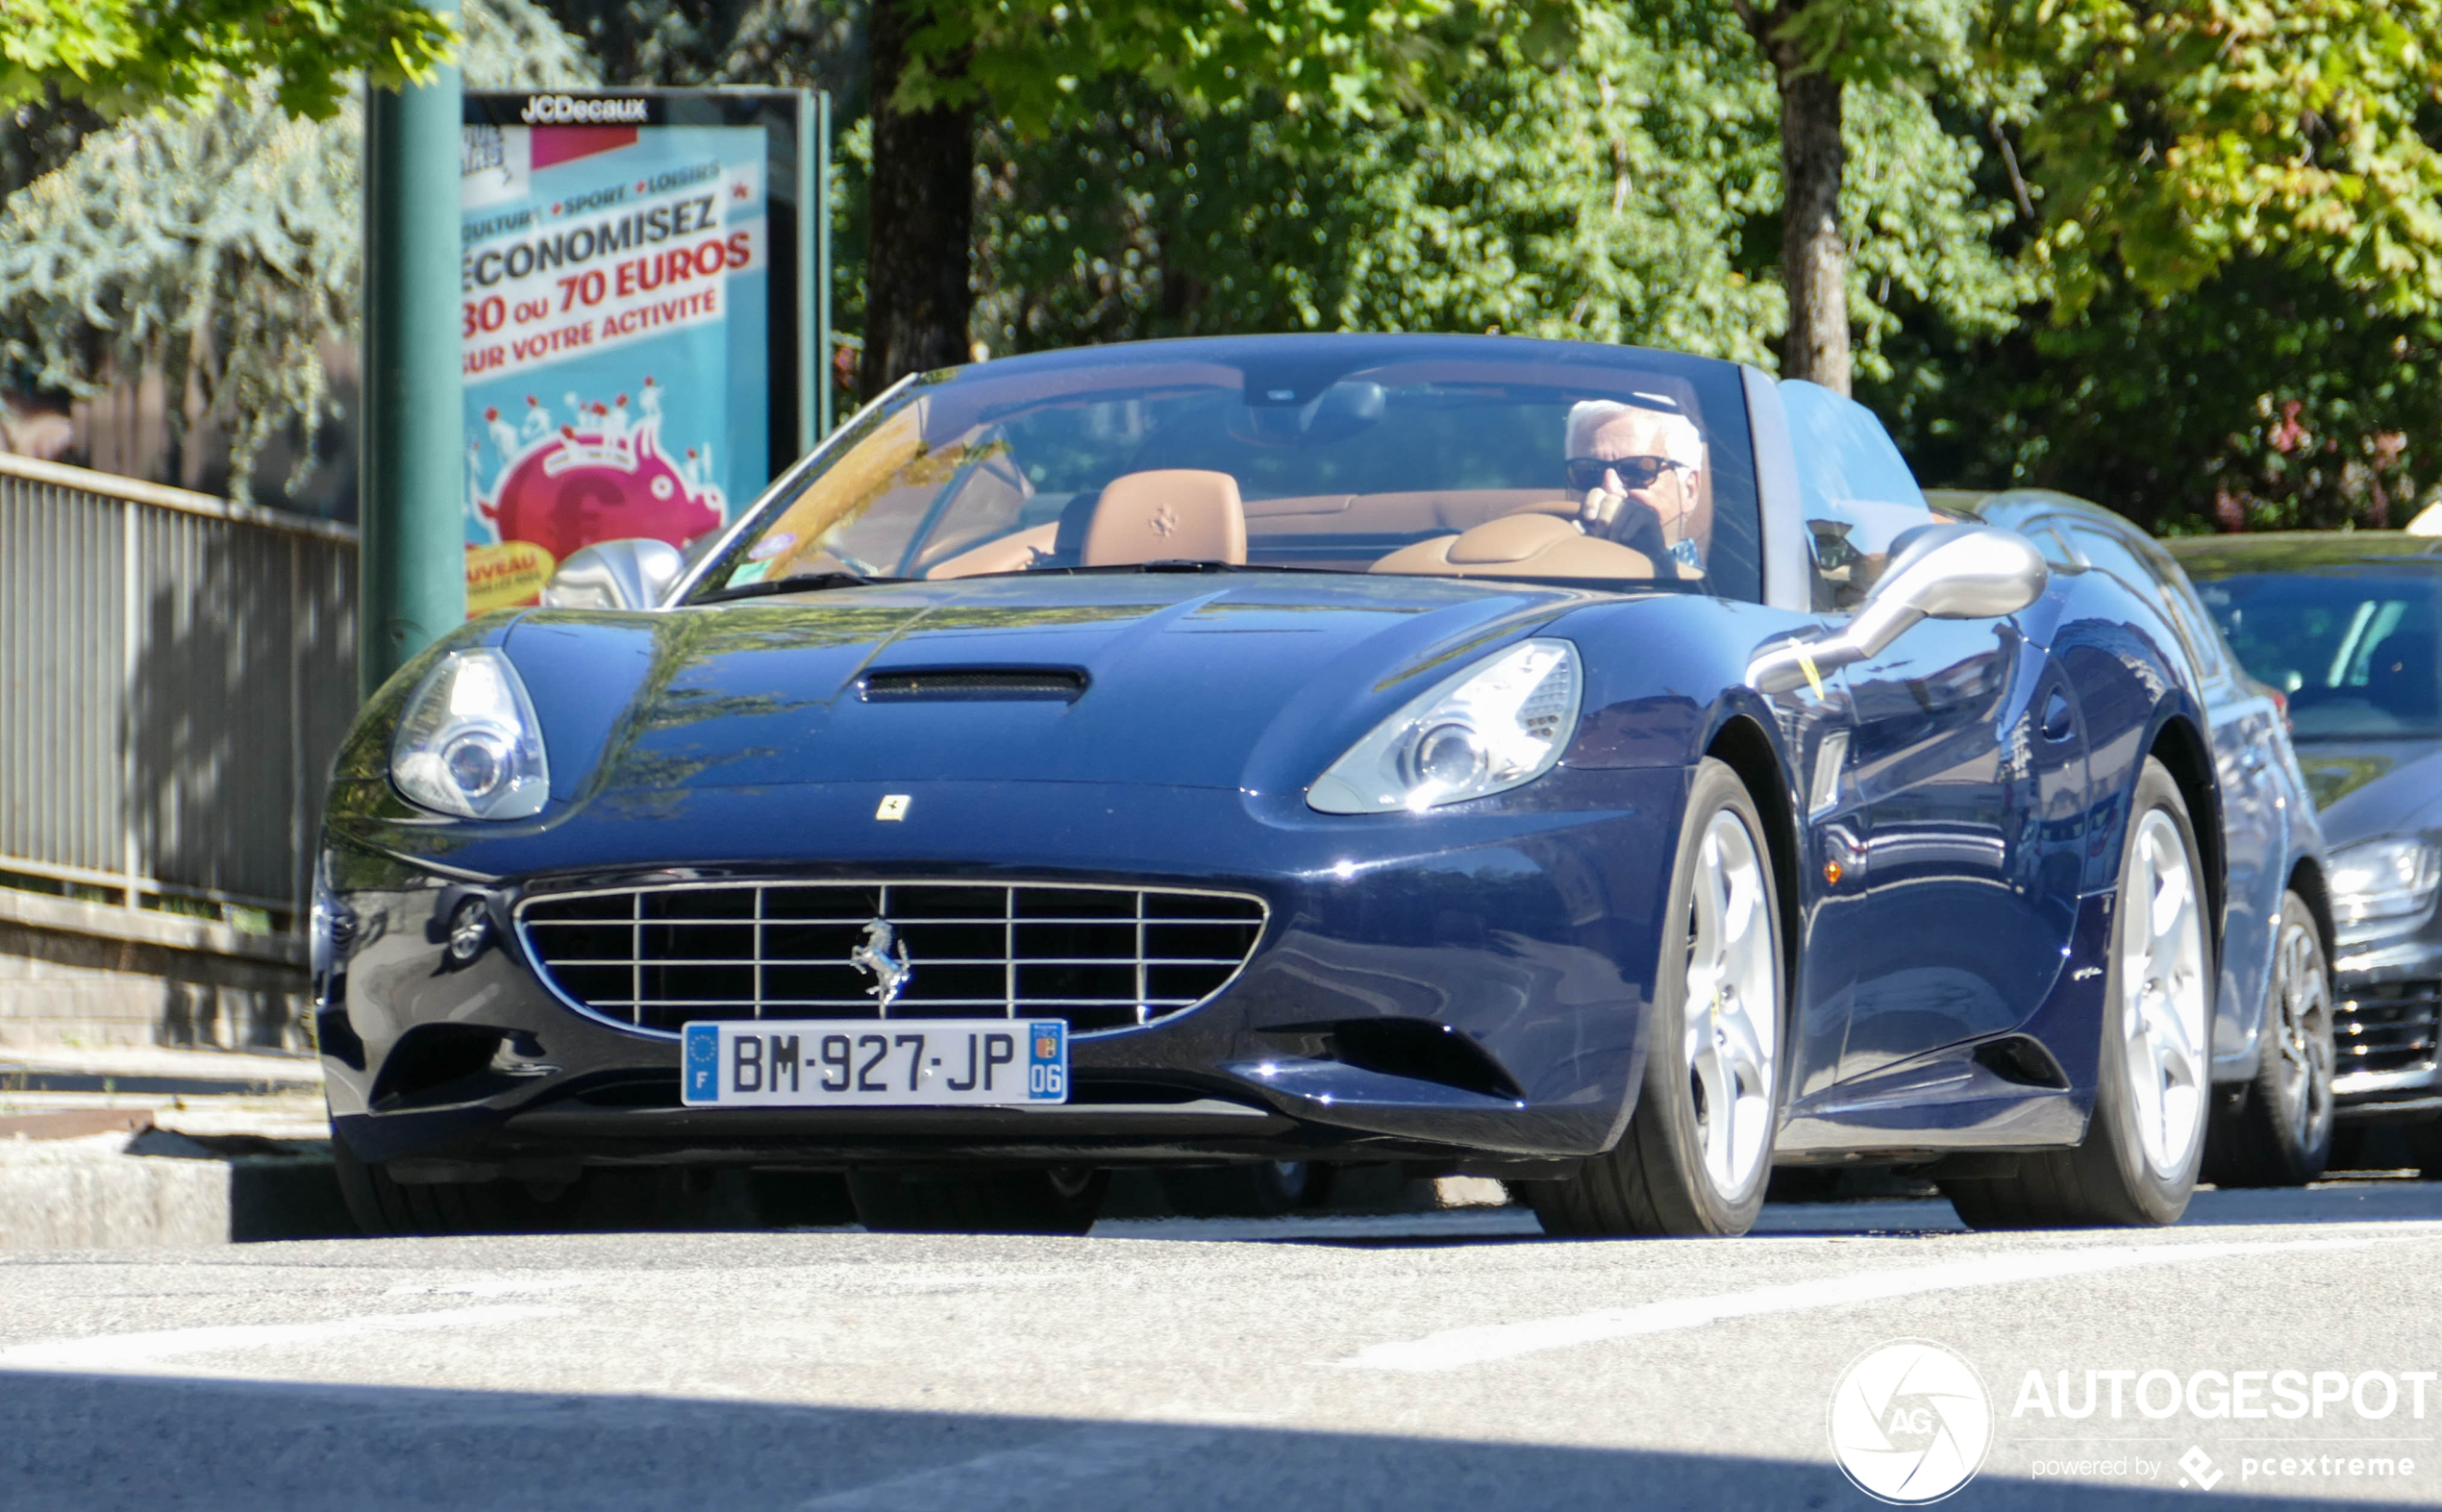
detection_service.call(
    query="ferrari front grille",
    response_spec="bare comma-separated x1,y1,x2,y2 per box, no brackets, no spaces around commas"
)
516,881,1266,1036
2334,979,2442,1077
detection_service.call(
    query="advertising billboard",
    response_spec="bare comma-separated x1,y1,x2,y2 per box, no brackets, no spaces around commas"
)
459,90,825,612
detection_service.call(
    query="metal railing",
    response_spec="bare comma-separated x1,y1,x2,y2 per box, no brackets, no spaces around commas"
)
0,454,357,930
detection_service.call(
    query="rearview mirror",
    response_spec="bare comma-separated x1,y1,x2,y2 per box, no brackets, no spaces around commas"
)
1750,524,2048,694
540,538,685,611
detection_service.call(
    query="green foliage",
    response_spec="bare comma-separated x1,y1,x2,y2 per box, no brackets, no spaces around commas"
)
1869,256,2442,533
525,0,863,103
2004,0,2442,317
0,0,592,501
6,0,2434,538
972,2,2030,384
894,0,1572,133
1746,0,1978,97
0,0,462,120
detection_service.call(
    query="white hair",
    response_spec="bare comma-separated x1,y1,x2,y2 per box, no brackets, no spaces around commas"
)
1565,400,1704,470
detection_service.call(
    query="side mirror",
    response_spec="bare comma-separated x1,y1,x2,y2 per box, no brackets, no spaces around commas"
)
540,538,685,611
1750,524,2048,694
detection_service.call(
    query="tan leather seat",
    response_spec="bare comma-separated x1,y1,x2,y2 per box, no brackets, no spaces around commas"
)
1083,469,1247,565
1370,513,1664,581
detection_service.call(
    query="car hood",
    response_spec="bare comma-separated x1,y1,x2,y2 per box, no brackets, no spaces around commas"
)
502,572,1605,802
2300,737,2442,845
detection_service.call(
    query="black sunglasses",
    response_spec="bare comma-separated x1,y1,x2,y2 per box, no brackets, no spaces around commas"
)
1566,455,1689,492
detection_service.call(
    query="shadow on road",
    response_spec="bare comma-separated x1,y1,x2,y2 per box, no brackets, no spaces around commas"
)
0,1369,2412,1510
1083,1177,2442,1248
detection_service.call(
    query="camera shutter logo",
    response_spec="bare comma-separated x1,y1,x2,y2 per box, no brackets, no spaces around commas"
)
1828,1340,1992,1504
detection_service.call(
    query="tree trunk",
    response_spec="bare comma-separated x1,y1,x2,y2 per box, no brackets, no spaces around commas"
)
860,0,976,400
1777,69,1850,393
1744,0,1852,394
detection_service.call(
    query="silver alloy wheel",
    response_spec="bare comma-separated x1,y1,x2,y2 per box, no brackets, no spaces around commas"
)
2122,808,2210,1177
1682,807,1780,1198
2267,915,2335,1150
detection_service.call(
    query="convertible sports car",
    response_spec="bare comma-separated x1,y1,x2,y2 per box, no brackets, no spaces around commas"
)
316,334,2229,1238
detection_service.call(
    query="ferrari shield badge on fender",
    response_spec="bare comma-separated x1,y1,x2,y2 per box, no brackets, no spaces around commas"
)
876,793,910,821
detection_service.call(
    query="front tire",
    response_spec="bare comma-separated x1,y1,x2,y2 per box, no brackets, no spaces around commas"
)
1942,757,2211,1228
2203,891,2335,1187
1529,758,1784,1237
332,1128,595,1237
847,1167,1108,1234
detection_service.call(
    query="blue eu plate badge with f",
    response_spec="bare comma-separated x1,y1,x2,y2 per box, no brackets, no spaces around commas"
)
685,1023,720,1102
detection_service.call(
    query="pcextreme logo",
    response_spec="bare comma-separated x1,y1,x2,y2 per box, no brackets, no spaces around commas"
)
1829,1340,1994,1504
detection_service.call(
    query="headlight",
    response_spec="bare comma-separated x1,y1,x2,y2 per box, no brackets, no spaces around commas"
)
1308,638,1582,814
389,648,551,820
2330,837,2441,944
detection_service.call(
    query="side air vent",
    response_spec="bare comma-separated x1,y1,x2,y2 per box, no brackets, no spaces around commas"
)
1974,1035,2070,1090
1258,1019,1524,1101
859,667,1087,703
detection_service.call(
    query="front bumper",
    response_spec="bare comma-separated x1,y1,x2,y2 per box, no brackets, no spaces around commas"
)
2331,932,2442,1119
318,769,1686,1176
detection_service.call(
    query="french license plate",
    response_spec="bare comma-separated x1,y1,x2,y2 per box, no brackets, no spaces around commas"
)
680,1020,1068,1107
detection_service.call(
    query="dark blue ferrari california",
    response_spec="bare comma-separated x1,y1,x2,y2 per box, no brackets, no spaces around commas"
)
316,334,2228,1238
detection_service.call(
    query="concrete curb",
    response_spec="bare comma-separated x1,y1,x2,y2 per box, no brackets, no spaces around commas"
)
0,1138,1505,1250
0,1130,351,1249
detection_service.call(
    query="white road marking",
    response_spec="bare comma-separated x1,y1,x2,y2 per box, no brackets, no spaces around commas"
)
382,1276,588,1299
796,1424,1223,1510
1340,1235,2410,1373
0,1303,570,1373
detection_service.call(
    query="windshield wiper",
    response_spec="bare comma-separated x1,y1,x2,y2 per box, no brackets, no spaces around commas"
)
693,570,901,605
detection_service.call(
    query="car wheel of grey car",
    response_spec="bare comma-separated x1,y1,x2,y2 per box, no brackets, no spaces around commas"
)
2203,891,2335,1188
1159,1161,1315,1218
1528,758,1784,1238
847,1167,1109,1234
1942,757,2210,1228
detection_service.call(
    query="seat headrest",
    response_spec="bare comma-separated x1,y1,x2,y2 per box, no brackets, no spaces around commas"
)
1083,469,1247,566
1369,514,1665,582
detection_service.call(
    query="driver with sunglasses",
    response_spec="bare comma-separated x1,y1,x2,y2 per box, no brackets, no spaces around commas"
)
1563,401,1708,576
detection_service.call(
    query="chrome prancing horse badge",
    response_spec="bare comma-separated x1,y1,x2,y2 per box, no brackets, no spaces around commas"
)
851,919,913,1008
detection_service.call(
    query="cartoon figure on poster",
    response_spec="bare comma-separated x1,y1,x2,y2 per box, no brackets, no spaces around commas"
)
472,378,724,561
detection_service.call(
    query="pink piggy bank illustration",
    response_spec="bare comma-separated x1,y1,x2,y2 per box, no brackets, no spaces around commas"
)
486,417,723,563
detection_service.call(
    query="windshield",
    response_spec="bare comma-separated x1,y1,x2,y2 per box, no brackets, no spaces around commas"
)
688,339,1762,602
2191,570,2442,739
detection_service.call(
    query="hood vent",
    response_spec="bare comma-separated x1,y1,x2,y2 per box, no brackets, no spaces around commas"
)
858,667,1087,703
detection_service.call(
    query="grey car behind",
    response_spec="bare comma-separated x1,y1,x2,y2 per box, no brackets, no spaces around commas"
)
2168,532,2442,1155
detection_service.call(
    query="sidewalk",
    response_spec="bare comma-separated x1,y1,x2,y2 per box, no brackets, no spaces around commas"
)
0,1042,328,1140
0,1044,343,1248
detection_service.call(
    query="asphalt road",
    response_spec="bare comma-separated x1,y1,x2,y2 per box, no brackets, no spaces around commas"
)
7,1181,2442,1510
